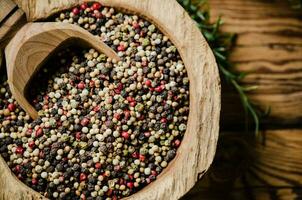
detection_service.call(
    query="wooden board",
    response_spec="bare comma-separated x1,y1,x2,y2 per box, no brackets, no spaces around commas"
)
209,0,302,126
183,129,302,200
1,1,220,200
0,8,26,72
183,187,302,200
0,8,26,50
0,0,17,24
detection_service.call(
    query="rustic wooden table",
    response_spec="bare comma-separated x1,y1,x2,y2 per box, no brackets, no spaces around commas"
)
183,0,302,199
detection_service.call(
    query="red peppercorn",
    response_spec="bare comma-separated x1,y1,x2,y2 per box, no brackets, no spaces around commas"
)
114,165,121,172
128,174,134,180
144,132,151,137
95,163,102,169
15,165,21,173
155,85,164,92
160,118,167,123
114,83,123,94
146,178,151,184
140,30,146,37
174,139,181,147
93,106,100,112
127,96,134,102
94,11,102,19
114,113,121,120
127,182,134,189
80,3,88,10
122,131,130,140
117,44,126,51
132,152,139,158
129,101,136,107
80,173,87,182
151,170,157,176
16,146,24,154
72,7,80,15
26,129,32,137
28,141,35,148
138,115,144,120
132,22,140,29
39,151,45,159
8,103,16,112
91,2,101,10
81,194,86,200
89,80,95,87
35,127,43,137
139,154,145,162
142,60,148,67
112,196,118,200
107,96,113,104
145,80,152,87
117,83,123,90
80,118,90,126
124,110,130,119
32,178,38,185
76,132,81,140
77,81,85,89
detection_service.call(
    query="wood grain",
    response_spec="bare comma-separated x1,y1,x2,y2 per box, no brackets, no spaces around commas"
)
209,0,302,126
184,129,302,200
0,0,26,72
5,22,120,120
0,0,17,24
184,187,302,200
0,7,26,70
2,0,220,200
0,8,26,50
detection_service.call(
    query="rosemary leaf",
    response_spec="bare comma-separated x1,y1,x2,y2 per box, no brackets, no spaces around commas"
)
177,0,261,134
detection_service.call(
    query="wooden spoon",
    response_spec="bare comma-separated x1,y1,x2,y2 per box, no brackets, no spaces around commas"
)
5,22,120,120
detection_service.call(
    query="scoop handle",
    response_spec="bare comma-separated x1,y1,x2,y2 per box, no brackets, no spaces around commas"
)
5,22,120,119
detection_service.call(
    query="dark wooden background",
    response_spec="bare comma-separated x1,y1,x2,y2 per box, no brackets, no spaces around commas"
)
183,0,302,199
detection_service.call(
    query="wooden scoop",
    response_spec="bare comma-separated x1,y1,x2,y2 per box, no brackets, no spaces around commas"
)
5,22,120,120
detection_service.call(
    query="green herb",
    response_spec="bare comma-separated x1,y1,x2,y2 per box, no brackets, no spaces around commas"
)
177,0,262,134
288,0,302,9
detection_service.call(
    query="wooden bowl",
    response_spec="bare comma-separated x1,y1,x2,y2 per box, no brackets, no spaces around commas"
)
0,0,221,199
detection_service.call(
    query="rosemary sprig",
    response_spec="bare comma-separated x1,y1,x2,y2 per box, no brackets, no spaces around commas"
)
288,0,302,9
177,0,261,134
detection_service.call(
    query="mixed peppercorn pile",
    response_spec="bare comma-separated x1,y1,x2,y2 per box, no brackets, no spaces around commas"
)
0,2,189,200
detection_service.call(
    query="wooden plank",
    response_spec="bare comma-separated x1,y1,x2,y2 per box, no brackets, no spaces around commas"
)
183,187,302,200
0,8,25,72
0,8,26,49
183,129,302,200
209,0,302,125
0,0,17,24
